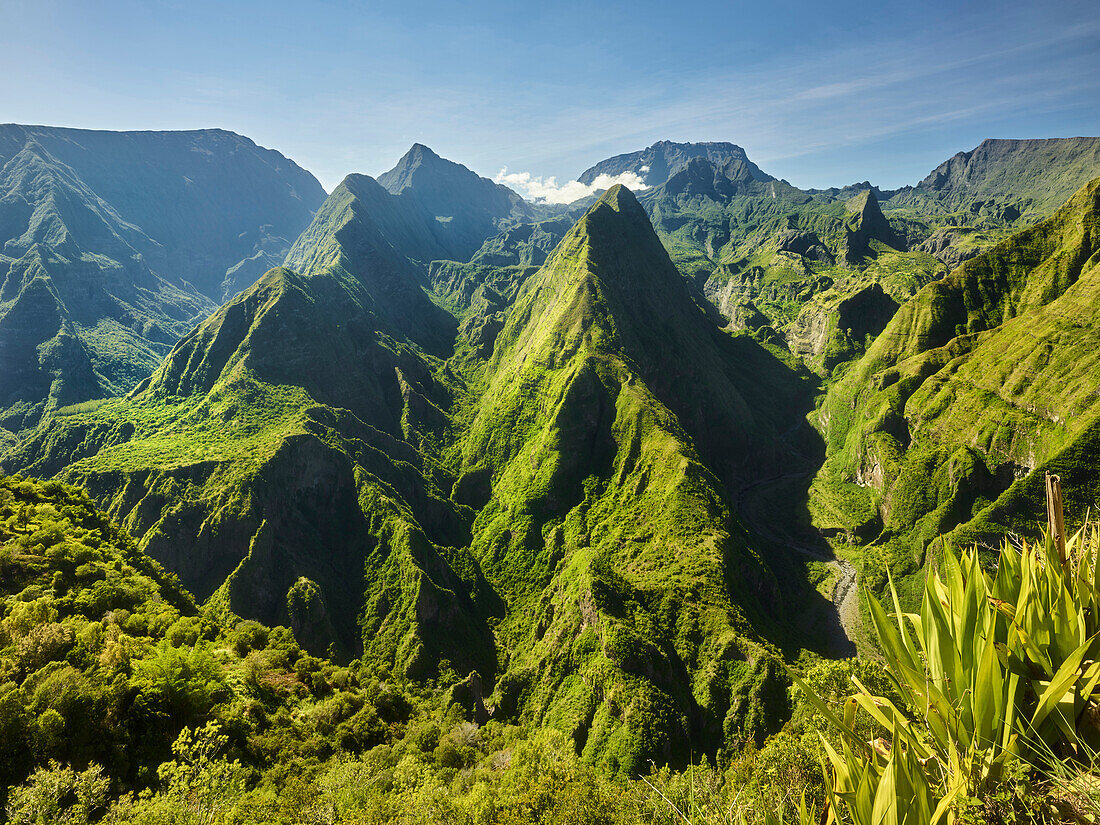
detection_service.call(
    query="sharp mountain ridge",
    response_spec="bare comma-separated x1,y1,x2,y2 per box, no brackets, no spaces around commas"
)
7,182,833,774
0,125,327,438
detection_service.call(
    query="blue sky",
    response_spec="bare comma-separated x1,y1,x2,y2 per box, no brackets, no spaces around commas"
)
2,0,1097,194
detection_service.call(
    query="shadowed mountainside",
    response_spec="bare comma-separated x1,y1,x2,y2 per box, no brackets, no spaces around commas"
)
0,125,326,437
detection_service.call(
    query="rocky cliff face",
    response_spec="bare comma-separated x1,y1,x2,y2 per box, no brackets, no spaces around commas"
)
578,140,774,188
0,126,327,300
0,126,326,434
906,137,1100,214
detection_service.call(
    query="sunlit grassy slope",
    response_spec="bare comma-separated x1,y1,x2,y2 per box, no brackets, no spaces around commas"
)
813,176,1100,597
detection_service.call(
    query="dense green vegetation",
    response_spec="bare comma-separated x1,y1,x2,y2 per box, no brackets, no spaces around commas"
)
812,175,1100,602
0,474,423,821
0,472,900,824
7,474,1100,824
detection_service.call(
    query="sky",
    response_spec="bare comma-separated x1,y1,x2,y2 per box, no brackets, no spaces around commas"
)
2,0,1098,196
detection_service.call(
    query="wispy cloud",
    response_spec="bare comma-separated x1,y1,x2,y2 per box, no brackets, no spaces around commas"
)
472,14,1100,189
494,168,648,204
8,1,1093,192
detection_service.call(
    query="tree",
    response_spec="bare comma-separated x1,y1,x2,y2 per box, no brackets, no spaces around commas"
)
155,722,247,825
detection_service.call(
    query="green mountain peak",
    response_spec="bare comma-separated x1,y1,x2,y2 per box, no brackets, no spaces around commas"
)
450,184,815,771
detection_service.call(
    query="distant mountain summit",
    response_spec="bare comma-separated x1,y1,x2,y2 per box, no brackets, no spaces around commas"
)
893,136,1100,217
0,125,327,300
577,140,775,188
377,143,531,261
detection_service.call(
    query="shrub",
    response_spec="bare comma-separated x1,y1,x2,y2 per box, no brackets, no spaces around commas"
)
5,761,108,825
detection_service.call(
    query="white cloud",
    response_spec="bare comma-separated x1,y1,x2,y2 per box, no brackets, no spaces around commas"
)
494,168,648,204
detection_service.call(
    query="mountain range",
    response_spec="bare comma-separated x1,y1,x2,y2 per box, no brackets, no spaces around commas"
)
0,126,326,443
3,126,1100,775
9,177,827,770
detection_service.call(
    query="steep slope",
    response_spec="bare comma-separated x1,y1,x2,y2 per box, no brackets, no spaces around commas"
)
578,140,774,188
886,137,1100,267
0,126,326,434
453,185,816,773
813,176,1100,596
897,137,1100,217
378,143,532,263
8,176,488,673
0,126,326,300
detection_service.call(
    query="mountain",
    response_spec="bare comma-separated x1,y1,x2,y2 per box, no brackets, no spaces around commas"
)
7,183,829,774
631,156,940,373
0,126,327,300
0,126,326,437
377,143,533,263
886,137,1100,267
20,133,1098,778
897,137,1100,216
812,175,1100,597
451,185,827,771
577,140,774,188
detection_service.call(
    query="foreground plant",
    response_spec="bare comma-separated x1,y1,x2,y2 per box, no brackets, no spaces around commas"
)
795,523,1100,824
